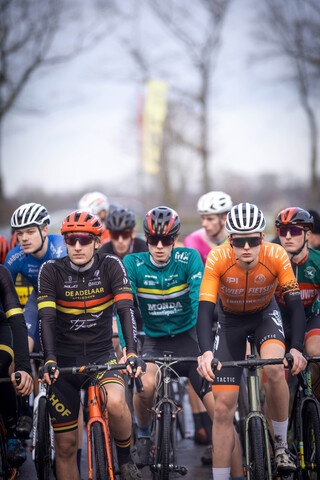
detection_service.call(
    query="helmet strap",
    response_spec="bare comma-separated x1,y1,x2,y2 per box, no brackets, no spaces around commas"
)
32,226,47,256
288,230,308,261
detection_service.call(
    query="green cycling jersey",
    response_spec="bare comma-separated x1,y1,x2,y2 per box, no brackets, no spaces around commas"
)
275,247,320,320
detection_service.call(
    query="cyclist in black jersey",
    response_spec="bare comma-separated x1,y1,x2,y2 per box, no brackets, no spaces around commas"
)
98,207,147,356
38,210,143,480
0,264,33,466
99,207,147,259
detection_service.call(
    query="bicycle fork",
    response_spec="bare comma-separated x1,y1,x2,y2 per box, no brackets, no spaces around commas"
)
87,382,114,480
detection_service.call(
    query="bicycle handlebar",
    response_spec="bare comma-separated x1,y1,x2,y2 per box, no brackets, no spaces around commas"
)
0,372,21,384
142,356,199,364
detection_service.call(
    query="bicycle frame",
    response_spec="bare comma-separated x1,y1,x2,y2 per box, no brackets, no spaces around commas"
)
31,381,55,466
86,378,114,480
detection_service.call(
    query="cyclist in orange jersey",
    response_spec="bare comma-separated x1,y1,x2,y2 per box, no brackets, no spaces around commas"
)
197,203,307,480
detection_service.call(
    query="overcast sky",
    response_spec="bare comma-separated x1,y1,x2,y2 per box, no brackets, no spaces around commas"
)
2,0,318,200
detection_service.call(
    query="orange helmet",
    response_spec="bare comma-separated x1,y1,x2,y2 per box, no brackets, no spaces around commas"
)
61,211,102,236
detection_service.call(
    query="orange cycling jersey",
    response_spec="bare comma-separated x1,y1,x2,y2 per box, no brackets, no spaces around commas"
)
199,241,300,314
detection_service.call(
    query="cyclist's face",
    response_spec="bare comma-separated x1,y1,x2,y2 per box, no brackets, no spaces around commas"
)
66,233,97,265
110,231,134,258
229,233,264,269
278,226,310,254
201,214,226,237
146,237,173,264
16,225,47,254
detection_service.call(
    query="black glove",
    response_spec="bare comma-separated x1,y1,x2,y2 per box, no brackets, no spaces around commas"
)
126,354,146,373
39,360,59,380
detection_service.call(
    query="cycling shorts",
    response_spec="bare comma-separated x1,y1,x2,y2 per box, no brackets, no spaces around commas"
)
24,290,40,345
212,297,285,392
283,309,320,350
142,327,211,398
49,350,125,433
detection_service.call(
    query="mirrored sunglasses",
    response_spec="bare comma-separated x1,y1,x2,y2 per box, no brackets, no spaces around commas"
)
147,235,174,247
231,236,262,248
278,226,305,237
110,231,132,240
65,234,94,246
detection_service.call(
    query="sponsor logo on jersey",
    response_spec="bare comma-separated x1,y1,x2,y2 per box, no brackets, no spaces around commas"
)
304,266,316,279
174,251,190,263
147,301,183,315
226,277,238,284
65,287,104,297
254,274,266,285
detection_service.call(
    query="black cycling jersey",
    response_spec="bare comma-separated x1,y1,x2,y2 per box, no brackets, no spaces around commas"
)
37,253,138,363
0,264,31,373
98,237,148,257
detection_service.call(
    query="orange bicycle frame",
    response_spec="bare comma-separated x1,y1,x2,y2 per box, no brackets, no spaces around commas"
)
86,381,114,480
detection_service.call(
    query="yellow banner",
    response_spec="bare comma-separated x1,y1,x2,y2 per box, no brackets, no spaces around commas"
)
142,79,169,174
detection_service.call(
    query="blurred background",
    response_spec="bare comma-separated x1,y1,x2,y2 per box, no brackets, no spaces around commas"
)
1,0,319,240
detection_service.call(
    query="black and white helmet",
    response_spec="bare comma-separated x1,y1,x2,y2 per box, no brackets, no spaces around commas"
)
11,203,50,229
197,191,233,215
226,203,265,235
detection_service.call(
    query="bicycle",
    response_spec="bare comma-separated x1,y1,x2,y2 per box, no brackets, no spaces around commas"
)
50,361,143,480
287,355,320,480
30,352,55,480
0,373,21,480
142,353,199,480
208,336,289,480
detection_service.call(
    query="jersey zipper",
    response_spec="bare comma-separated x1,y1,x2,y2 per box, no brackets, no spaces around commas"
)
243,271,249,313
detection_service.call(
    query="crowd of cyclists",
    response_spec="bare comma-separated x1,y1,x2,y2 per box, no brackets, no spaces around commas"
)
0,189,319,480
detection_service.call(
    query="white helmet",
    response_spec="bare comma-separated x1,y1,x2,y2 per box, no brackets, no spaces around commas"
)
226,203,266,235
11,203,50,229
197,191,233,215
78,192,109,215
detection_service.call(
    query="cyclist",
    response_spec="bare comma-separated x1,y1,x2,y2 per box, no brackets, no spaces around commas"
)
122,206,242,477
184,191,233,264
99,207,147,258
308,208,320,250
38,210,143,480
4,202,66,438
275,207,320,399
99,207,147,356
78,191,110,244
197,202,307,479
0,264,33,466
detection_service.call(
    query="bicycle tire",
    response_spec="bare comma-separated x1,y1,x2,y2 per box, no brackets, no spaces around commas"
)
0,419,9,480
248,416,268,480
91,421,108,480
160,402,171,480
302,401,320,480
35,397,52,480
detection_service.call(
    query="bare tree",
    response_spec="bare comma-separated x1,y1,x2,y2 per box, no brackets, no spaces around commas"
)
118,0,232,202
253,0,320,205
0,0,120,202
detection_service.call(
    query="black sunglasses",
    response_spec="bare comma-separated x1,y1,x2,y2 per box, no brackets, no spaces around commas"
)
231,236,262,248
110,231,132,240
147,236,174,247
65,234,94,246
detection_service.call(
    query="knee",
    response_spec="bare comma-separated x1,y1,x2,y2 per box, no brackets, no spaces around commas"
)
213,397,236,425
55,433,77,458
263,364,285,384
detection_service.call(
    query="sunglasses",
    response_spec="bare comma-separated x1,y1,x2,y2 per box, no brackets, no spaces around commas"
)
110,231,132,240
65,234,94,246
231,236,262,248
278,226,305,237
147,236,175,247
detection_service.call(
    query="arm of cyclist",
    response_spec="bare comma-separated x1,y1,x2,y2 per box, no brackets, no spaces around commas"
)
37,261,60,385
0,265,33,395
196,300,221,381
282,291,307,375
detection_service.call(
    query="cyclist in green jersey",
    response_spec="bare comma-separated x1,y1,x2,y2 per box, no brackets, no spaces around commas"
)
275,207,320,399
122,206,243,478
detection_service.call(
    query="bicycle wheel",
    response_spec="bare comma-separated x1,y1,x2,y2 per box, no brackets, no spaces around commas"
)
35,397,52,480
0,419,9,480
91,421,108,480
302,401,320,480
160,402,171,480
247,416,268,480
